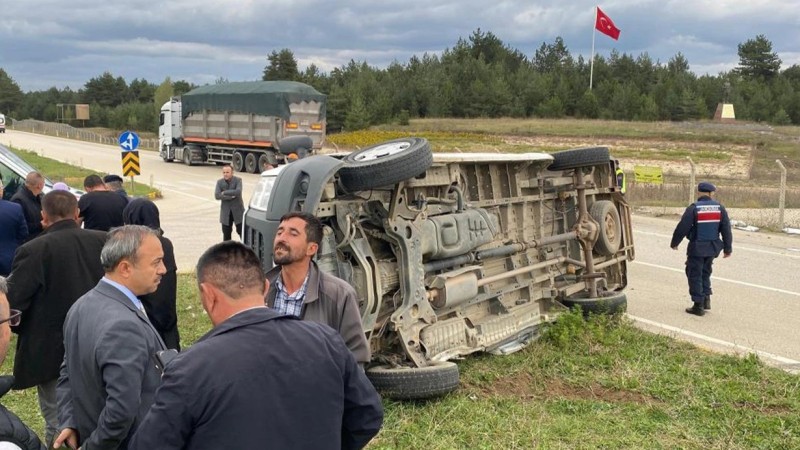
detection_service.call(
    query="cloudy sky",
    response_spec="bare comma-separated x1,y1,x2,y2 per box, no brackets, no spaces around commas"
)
2,0,798,92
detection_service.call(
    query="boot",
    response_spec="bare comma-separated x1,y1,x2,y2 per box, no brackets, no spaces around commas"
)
685,303,705,316
704,295,711,310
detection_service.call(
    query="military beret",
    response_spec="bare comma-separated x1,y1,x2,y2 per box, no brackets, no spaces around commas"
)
103,174,124,183
698,182,716,193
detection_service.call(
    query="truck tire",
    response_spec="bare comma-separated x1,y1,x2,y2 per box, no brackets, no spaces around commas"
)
257,154,273,172
338,137,433,192
161,145,173,162
548,147,610,171
366,361,459,400
183,149,193,166
590,200,622,256
560,291,627,317
232,152,245,172
278,136,313,156
244,153,258,173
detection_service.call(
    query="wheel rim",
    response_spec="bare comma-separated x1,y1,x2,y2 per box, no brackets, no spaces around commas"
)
604,212,618,244
352,141,411,162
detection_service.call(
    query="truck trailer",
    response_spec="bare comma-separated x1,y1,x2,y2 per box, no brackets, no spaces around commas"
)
159,81,326,172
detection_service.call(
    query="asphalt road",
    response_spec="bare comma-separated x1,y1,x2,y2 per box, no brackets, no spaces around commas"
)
3,130,798,372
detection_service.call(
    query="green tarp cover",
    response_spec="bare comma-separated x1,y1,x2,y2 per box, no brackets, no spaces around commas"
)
181,81,326,120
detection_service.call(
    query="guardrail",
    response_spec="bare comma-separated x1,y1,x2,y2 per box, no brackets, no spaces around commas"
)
10,119,158,150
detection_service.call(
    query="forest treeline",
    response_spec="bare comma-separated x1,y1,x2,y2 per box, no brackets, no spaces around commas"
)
0,30,798,134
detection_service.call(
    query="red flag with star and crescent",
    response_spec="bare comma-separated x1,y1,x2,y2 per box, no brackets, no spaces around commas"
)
595,7,620,40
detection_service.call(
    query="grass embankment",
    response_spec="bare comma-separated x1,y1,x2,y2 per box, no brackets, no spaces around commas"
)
329,119,800,210
2,274,797,449
8,146,160,198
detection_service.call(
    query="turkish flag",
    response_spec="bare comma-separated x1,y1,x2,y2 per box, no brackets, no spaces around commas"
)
595,7,621,40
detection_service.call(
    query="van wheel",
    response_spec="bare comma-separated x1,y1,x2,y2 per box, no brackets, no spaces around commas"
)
366,361,459,400
232,152,245,172
338,137,433,191
244,153,258,173
548,147,610,171
183,149,193,166
560,291,627,317
590,200,622,256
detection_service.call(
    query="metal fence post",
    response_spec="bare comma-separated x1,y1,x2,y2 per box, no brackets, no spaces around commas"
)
776,160,786,230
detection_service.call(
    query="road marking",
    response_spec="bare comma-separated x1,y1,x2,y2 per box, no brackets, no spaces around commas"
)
633,261,800,297
635,230,800,259
628,314,800,367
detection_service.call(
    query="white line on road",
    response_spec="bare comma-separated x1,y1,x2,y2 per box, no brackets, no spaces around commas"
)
633,261,800,297
628,314,800,367
636,230,800,259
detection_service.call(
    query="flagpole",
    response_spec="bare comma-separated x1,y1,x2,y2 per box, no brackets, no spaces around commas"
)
590,6,596,90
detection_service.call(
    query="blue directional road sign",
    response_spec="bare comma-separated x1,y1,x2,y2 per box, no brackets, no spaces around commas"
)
118,130,140,152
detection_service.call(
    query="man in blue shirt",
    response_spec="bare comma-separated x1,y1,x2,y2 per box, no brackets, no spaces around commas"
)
55,225,167,450
670,182,733,316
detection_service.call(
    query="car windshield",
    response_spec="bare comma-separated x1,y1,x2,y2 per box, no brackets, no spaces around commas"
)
0,144,55,187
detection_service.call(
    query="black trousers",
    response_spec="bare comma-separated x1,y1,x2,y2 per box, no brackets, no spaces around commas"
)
222,211,242,241
685,255,714,304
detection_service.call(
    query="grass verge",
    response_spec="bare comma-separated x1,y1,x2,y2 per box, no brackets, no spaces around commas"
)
2,277,797,449
8,146,161,198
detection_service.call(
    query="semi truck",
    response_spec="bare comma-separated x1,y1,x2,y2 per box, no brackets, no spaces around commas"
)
243,138,634,399
158,81,326,173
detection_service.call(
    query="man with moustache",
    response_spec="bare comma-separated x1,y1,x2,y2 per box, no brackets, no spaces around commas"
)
54,225,167,450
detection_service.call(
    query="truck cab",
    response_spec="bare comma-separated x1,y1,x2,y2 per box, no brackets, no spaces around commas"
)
158,99,183,162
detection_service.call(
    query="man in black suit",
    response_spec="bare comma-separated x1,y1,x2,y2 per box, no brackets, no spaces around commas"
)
7,190,106,447
214,164,244,241
55,225,167,450
129,242,383,450
9,171,45,241
0,181,28,276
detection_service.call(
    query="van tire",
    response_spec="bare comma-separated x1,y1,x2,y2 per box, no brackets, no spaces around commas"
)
548,147,610,171
366,361,459,400
560,291,627,316
590,200,622,256
338,137,433,191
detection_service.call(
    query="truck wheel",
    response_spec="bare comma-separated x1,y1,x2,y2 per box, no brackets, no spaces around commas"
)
232,152,245,172
590,200,622,256
548,147,610,171
257,154,273,172
183,149,193,166
366,361,459,400
244,153,258,173
161,146,173,163
338,137,433,191
560,291,627,317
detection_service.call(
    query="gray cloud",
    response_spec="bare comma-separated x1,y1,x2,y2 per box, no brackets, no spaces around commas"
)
1,0,798,91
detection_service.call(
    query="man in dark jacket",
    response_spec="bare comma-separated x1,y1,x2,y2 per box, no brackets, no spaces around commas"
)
7,190,107,446
671,182,733,316
123,198,180,349
78,174,128,231
0,182,28,276
10,171,44,241
0,276,46,450
265,212,370,365
214,164,244,241
129,242,383,450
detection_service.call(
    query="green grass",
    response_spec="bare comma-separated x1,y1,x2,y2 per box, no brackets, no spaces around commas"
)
8,146,161,197
2,280,797,449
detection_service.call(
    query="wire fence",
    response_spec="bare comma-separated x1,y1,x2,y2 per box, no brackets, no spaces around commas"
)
10,119,158,150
